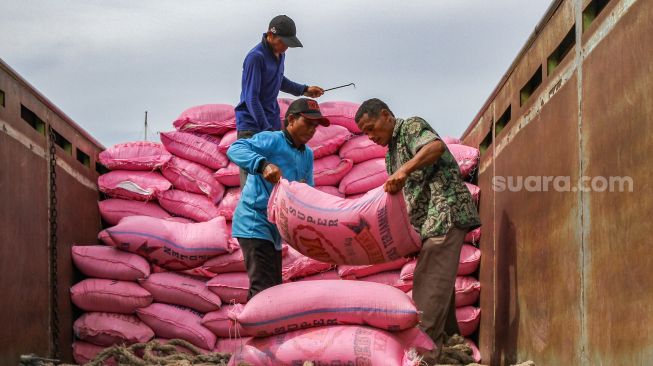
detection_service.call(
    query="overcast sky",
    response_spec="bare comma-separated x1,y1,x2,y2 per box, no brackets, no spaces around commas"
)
1,0,552,147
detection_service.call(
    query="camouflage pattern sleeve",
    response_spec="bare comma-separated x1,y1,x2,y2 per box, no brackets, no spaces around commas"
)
404,117,442,156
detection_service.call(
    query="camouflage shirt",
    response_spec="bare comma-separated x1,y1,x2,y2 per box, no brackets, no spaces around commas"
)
386,117,481,239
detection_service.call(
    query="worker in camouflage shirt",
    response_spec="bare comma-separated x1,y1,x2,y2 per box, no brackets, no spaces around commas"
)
355,98,481,365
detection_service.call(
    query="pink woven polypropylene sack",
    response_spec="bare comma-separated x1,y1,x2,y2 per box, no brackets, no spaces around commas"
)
218,129,237,153
292,269,340,282
465,227,481,244
136,303,217,350
202,304,250,337
214,162,240,187
98,171,171,201
217,188,241,220
73,312,154,346
465,182,480,205
282,246,333,281
99,141,172,171
306,125,352,159
448,144,480,179
72,245,150,281
160,131,229,170
337,257,410,279
214,337,252,354
139,272,222,313
102,215,232,270
465,338,482,363
455,276,481,307
315,186,345,198
313,155,353,186
278,98,293,121
206,272,249,304
458,244,481,275
231,326,420,366
456,306,481,336
442,136,462,144
173,104,236,135
338,158,389,195
357,270,412,292
201,249,246,274
339,134,388,163
235,280,418,337
158,190,221,222
71,279,153,314
318,101,361,133
399,259,417,281
161,156,225,203
269,180,421,265
99,199,172,225
73,342,117,366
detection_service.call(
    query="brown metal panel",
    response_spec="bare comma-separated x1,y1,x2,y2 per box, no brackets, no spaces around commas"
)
582,0,653,363
0,132,50,362
492,75,581,365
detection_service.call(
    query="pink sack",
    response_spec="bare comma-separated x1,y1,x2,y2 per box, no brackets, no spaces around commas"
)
72,245,150,281
346,192,366,200
442,136,462,144
282,246,333,281
456,306,481,336
455,276,481,307
269,180,421,265
99,199,172,225
201,249,246,274
315,186,345,198
165,216,196,223
217,188,241,220
337,257,410,279
150,263,218,279
73,312,154,346
173,104,236,135
394,327,436,354
465,227,481,244
218,129,238,153
465,338,482,363
292,269,340,282
214,162,241,187
400,260,417,281
338,158,389,195
465,182,480,205
306,125,352,159
313,155,354,186
158,190,221,222
161,156,225,203
448,144,480,179
356,270,412,292
202,304,250,337
98,171,171,201
339,134,388,163
278,98,293,121
458,244,481,275
236,280,418,337
318,101,361,133
70,279,153,314
160,131,229,170
102,215,233,270
206,272,249,304
139,272,222,313
136,303,217,350
73,341,117,366
99,141,172,171
233,326,420,366
214,336,252,354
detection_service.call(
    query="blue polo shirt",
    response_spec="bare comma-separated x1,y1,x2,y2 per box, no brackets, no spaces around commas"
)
235,34,308,132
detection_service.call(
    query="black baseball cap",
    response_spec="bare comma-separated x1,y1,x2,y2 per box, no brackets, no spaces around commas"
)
268,15,303,48
285,98,330,126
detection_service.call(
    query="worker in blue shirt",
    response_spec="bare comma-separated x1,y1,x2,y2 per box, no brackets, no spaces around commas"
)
235,15,324,186
227,98,330,299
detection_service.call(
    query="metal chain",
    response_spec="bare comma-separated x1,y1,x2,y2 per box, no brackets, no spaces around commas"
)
47,126,60,360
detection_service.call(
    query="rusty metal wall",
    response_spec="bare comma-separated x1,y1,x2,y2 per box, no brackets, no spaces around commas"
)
462,0,652,364
0,59,103,363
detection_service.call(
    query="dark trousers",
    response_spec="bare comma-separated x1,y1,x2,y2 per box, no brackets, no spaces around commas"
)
237,130,257,188
237,237,282,300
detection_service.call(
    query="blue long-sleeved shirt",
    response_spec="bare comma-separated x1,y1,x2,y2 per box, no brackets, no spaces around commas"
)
235,34,307,132
227,130,314,250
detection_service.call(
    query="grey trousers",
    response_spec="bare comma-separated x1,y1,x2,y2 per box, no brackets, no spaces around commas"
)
237,237,283,300
413,227,467,356
237,130,257,188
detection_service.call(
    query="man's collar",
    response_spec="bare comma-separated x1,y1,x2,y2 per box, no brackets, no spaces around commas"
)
261,33,281,59
283,129,306,151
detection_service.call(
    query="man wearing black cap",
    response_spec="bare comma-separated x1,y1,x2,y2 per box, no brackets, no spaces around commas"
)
228,98,329,299
235,15,324,187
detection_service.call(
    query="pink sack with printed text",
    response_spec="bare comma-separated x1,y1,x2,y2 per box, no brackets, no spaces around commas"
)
315,185,345,198
71,279,152,314
139,272,222,313
99,199,172,225
338,158,388,195
282,246,333,281
201,249,246,274
456,306,481,336
218,130,238,153
338,257,410,279
99,141,172,171
173,104,236,135
455,276,481,307
214,162,241,187
161,156,225,203
269,180,421,265
306,125,352,159
72,245,150,281
206,272,249,304
73,312,154,346
293,269,340,282
99,171,171,201
160,131,228,169
313,155,353,186
318,101,361,133
158,190,221,222
339,134,388,163
136,303,216,350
